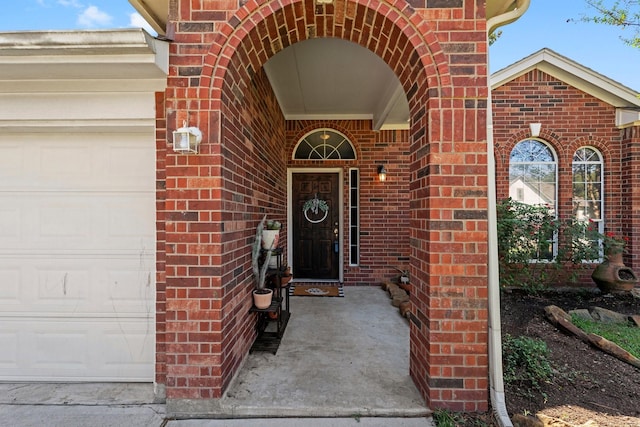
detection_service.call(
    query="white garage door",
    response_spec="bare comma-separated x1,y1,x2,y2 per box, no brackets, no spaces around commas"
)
0,132,155,381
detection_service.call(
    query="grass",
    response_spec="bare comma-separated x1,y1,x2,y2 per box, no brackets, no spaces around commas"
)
571,315,640,359
432,409,493,427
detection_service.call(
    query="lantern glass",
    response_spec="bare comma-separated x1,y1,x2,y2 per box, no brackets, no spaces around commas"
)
172,126,202,154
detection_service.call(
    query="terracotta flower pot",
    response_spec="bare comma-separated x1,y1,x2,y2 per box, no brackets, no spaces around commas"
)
592,246,638,293
253,289,273,309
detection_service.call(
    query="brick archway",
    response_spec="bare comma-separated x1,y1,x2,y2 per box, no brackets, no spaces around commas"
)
161,0,490,413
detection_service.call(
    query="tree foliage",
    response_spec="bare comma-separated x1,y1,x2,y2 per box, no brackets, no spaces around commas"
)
581,0,640,47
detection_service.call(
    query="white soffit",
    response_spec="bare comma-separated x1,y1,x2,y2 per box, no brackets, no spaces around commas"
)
129,0,169,37
491,48,640,109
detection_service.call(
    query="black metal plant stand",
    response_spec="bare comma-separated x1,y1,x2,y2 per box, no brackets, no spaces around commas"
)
249,248,291,354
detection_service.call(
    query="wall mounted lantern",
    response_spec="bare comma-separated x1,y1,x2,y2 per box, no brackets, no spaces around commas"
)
378,165,387,182
172,120,202,154
529,123,542,137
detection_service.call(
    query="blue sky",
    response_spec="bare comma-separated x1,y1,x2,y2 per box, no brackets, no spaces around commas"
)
490,0,640,91
1,0,638,91
0,1,150,33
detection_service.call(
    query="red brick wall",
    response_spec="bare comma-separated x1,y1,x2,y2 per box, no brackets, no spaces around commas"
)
161,65,287,400
620,126,640,270
159,0,489,413
492,69,628,285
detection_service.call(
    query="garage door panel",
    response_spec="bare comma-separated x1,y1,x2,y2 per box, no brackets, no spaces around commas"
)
0,267,20,302
0,193,154,251
0,255,154,314
0,131,155,381
0,330,18,369
0,133,154,191
0,318,154,381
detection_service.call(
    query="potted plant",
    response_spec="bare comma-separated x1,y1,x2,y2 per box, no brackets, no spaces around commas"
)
252,215,274,309
262,220,281,249
262,219,281,268
395,267,410,292
272,264,293,287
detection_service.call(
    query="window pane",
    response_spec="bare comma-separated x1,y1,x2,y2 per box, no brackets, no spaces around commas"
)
572,147,604,257
572,147,603,223
349,168,359,265
294,129,356,160
509,139,558,261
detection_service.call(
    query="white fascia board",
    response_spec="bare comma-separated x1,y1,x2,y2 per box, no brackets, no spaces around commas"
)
616,108,640,128
128,0,168,37
284,113,374,121
0,29,169,83
379,122,410,130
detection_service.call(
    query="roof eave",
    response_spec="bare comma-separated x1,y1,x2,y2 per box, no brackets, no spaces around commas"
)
128,0,168,37
491,48,640,109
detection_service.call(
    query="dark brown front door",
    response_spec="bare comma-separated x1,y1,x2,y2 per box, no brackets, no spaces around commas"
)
292,173,340,280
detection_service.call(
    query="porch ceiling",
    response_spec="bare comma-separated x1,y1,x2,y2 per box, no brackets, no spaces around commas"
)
263,38,409,130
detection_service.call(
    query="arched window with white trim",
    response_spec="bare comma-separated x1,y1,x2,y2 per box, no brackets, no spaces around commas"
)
509,139,558,260
293,128,356,160
509,139,557,208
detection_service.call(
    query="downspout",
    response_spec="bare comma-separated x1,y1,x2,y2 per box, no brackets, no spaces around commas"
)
486,2,530,427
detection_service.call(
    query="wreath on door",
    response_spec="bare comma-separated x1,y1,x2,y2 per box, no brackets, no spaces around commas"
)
302,194,329,223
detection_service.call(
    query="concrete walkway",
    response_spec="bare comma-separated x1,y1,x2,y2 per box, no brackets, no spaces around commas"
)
0,287,433,426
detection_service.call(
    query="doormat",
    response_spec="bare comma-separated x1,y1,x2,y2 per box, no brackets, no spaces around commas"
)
289,284,344,297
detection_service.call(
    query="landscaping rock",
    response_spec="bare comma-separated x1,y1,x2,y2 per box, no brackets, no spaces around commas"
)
588,306,630,323
386,283,400,296
545,305,590,342
512,413,543,427
392,290,409,307
399,301,411,318
567,308,591,321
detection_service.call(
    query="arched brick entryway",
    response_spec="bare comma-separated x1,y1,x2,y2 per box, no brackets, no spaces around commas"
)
158,0,490,414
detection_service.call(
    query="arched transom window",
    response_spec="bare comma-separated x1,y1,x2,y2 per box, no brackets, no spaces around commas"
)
293,128,356,160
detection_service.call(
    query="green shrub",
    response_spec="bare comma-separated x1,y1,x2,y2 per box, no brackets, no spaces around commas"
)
502,334,553,399
496,198,602,292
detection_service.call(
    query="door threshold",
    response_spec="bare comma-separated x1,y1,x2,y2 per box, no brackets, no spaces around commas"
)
292,279,341,283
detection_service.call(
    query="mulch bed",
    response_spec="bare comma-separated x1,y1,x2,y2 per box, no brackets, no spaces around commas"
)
498,288,640,427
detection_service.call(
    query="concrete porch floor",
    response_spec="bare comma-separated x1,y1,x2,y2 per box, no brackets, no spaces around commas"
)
188,285,430,418
0,286,431,426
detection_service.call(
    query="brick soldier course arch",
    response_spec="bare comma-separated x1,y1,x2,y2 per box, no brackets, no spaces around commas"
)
159,0,490,413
